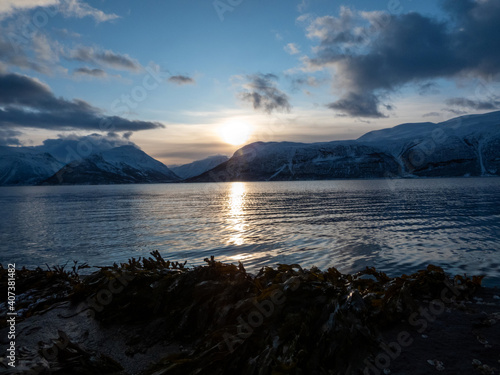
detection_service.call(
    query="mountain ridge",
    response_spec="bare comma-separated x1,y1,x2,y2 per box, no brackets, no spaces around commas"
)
1,111,499,185
40,145,180,185
188,111,500,182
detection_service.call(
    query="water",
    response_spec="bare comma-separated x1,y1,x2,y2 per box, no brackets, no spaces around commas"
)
1,178,499,286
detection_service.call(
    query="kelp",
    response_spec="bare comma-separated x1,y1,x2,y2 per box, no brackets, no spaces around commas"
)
0,255,485,375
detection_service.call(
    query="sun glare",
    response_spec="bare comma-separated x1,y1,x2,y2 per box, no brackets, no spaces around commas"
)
219,121,252,146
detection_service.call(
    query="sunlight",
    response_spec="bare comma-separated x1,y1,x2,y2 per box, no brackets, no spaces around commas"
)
226,182,247,245
219,120,252,146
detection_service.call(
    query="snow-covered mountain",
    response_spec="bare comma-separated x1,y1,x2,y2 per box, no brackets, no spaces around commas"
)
358,111,500,177
33,134,133,164
189,111,500,182
188,141,400,181
41,145,180,185
0,146,64,185
3,111,499,185
170,155,228,179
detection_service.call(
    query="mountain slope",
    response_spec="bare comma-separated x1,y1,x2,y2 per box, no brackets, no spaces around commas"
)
170,155,228,179
0,147,64,186
190,111,500,182
358,111,500,176
42,145,180,185
188,141,400,182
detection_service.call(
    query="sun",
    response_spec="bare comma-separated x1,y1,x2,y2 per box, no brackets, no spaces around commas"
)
219,121,252,146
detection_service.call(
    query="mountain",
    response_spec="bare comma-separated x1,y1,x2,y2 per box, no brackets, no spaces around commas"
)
188,141,400,181
0,146,64,186
41,145,180,185
358,110,500,177
33,134,132,164
189,111,500,182
170,155,229,179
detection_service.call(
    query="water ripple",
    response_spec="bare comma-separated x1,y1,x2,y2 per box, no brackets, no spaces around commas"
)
1,178,499,285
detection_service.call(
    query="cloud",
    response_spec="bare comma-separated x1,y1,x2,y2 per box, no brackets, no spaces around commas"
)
0,0,118,23
0,18,71,76
327,92,386,118
0,24,55,74
302,0,500,117
67,46,141,72
73,67,107,78
168,75,195,85
53,28,82,39
423,112,441,118
238,73,291,114
58,0,119,23
36,133,134,162
445,97,500,111
297,0,310,13
0,0,57,18
0,72,164,132
284,43,300,55
445,108,468,116
289,75,325,91
0,129,23,146
417,82,440,96
0,18,138,76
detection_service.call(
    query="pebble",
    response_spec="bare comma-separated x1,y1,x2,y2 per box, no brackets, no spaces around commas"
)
427,359,445,371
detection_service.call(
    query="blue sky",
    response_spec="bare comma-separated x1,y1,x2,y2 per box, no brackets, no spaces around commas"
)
1,0,499,165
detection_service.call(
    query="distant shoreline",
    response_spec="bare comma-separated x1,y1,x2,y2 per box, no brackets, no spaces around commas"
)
1,174,499,187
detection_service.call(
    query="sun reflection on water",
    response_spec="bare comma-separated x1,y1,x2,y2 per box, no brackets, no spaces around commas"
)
226,182,247,246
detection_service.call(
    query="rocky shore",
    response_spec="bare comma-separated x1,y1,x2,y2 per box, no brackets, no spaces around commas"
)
1,252,499,374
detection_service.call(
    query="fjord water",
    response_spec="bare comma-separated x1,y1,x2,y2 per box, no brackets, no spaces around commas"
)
1,178,499,286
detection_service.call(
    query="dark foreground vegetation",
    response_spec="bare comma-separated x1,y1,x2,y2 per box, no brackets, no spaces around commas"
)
1,253,499,375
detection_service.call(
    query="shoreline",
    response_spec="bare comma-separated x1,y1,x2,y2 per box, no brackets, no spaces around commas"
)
1,254,499,374
0,174,499,188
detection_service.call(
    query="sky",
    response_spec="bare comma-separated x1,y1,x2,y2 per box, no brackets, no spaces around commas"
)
0,0,499,165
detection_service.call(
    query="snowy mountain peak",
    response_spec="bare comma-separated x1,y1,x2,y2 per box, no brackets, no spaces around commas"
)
170,154,229,179
41,145,179,185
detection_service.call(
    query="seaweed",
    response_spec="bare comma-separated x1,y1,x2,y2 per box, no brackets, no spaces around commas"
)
0,256,485,375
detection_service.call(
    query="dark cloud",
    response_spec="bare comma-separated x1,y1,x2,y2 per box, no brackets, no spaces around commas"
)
168,75,195,85
445,97,500,111
238,73,291,114
423,112,441,118
327,92,386,118
304,0,500,117
0,72,164,132
67,47,142,72
445,108,468,116
73,67,107,77
123,131,133,140
418,82,440,96
0,129,23,146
